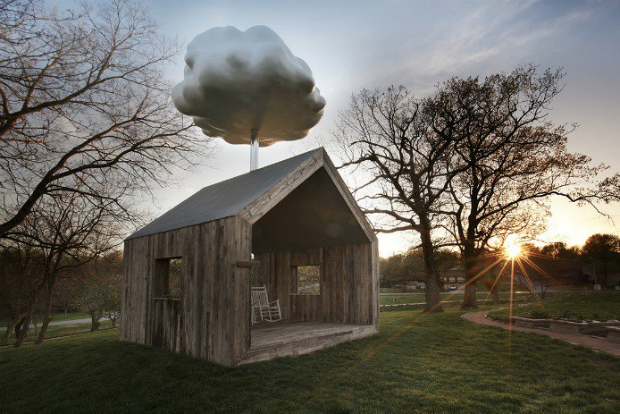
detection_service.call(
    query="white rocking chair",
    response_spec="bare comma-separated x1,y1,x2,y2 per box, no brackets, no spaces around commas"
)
251,286,282,324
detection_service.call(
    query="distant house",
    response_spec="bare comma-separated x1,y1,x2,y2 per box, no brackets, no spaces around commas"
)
121,149,379,366
405,281,425,290
442,266,466,286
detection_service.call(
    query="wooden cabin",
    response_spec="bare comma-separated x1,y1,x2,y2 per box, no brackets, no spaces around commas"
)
121,148,379,366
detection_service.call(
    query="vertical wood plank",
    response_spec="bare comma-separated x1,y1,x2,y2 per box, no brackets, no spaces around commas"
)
122,220,379,366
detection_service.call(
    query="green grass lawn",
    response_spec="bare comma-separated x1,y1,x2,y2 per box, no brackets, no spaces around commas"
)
1,319,116,346
1,311,91,326
489,291,620,323
1,305,618,413
380,291,531,306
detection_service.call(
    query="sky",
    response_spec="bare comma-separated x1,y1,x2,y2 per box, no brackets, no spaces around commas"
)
134,0,620,257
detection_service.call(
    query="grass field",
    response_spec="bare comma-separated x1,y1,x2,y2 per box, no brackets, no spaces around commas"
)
1,302,618,413
0,312,91,326
489,291,620,323
379,291,531,306
1,319,116,346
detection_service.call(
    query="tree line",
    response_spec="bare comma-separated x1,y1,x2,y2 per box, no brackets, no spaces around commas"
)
337,68,620,311
2,0,619,347
381,234,620,301
0,0,214,347
0,248,122,345
380,248,459,287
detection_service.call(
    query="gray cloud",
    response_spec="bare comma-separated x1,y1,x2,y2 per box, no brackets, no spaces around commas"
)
172,25,326,146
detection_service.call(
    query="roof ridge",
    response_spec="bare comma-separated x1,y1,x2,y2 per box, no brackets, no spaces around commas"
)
198,147,322,190
126,147,323,240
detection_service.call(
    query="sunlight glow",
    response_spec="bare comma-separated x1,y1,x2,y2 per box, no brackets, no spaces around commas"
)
359,233,564,365
505,242,521,259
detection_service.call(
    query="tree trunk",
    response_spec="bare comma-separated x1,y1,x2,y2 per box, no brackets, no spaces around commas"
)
424,277,443,313
13,313,32,348
35,281,55,345
90,312,101,331
14,317,23,337
1,315,23,345
461,246,479,309
462,284,478,308
492,286,500,305
108,312,118,328
1,321,11,345
461,272,479,308
600,260,608,289
420,226,443,313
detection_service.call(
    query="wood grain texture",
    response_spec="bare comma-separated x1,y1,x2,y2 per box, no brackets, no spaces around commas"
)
121,216,252,367
242,321,377,365
121,149,379,366
240,150,323,224
235,260,261,268
122,225,378,366
254,243,376,326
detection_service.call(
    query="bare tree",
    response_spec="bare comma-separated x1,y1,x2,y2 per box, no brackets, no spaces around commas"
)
599,174,620,202
335,86,463,312
0,0,212,238
433,65,608,308
74,252,122,331
4,189,123,346
0,243,44,345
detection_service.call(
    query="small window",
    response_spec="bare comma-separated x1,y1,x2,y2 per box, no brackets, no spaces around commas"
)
155,257,183,299
168,258,183,298
292,265,320,295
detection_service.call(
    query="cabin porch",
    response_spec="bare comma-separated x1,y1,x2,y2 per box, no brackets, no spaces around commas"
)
241,321,377,365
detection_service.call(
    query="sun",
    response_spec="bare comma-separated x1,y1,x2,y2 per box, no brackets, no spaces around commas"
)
505,242,521,259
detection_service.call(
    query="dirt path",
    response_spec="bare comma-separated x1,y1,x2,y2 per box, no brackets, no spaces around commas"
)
462,309,620,357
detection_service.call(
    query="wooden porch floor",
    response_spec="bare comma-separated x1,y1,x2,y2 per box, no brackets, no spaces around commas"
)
240,321,377,365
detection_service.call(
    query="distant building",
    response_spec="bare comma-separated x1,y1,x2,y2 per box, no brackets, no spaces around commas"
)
405,281,426,290
442,266,466,286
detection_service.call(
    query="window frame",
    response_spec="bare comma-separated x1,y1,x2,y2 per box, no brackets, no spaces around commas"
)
290,264,322,296
154,256,184,300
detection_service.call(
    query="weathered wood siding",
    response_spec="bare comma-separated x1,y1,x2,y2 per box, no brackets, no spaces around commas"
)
121,149,381,366
254,241,379,327
121,216,252,367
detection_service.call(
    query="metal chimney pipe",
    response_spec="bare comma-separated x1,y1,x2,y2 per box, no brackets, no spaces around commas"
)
250,128,259,171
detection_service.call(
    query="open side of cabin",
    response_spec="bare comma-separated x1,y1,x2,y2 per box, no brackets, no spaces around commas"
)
121,148,379,366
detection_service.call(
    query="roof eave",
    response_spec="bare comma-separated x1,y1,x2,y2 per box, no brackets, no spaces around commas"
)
240,148,377,243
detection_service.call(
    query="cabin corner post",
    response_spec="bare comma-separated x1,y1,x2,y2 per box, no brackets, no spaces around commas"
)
371,238,380,331
231,216,253,366
120,239,131,342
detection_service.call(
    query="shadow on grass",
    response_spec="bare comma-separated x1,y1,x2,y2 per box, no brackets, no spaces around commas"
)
1,305,618,414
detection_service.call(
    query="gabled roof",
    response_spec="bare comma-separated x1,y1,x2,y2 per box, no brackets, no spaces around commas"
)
127,148,321,240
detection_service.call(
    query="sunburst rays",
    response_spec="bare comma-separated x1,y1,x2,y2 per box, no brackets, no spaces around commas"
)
304,239,565,400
